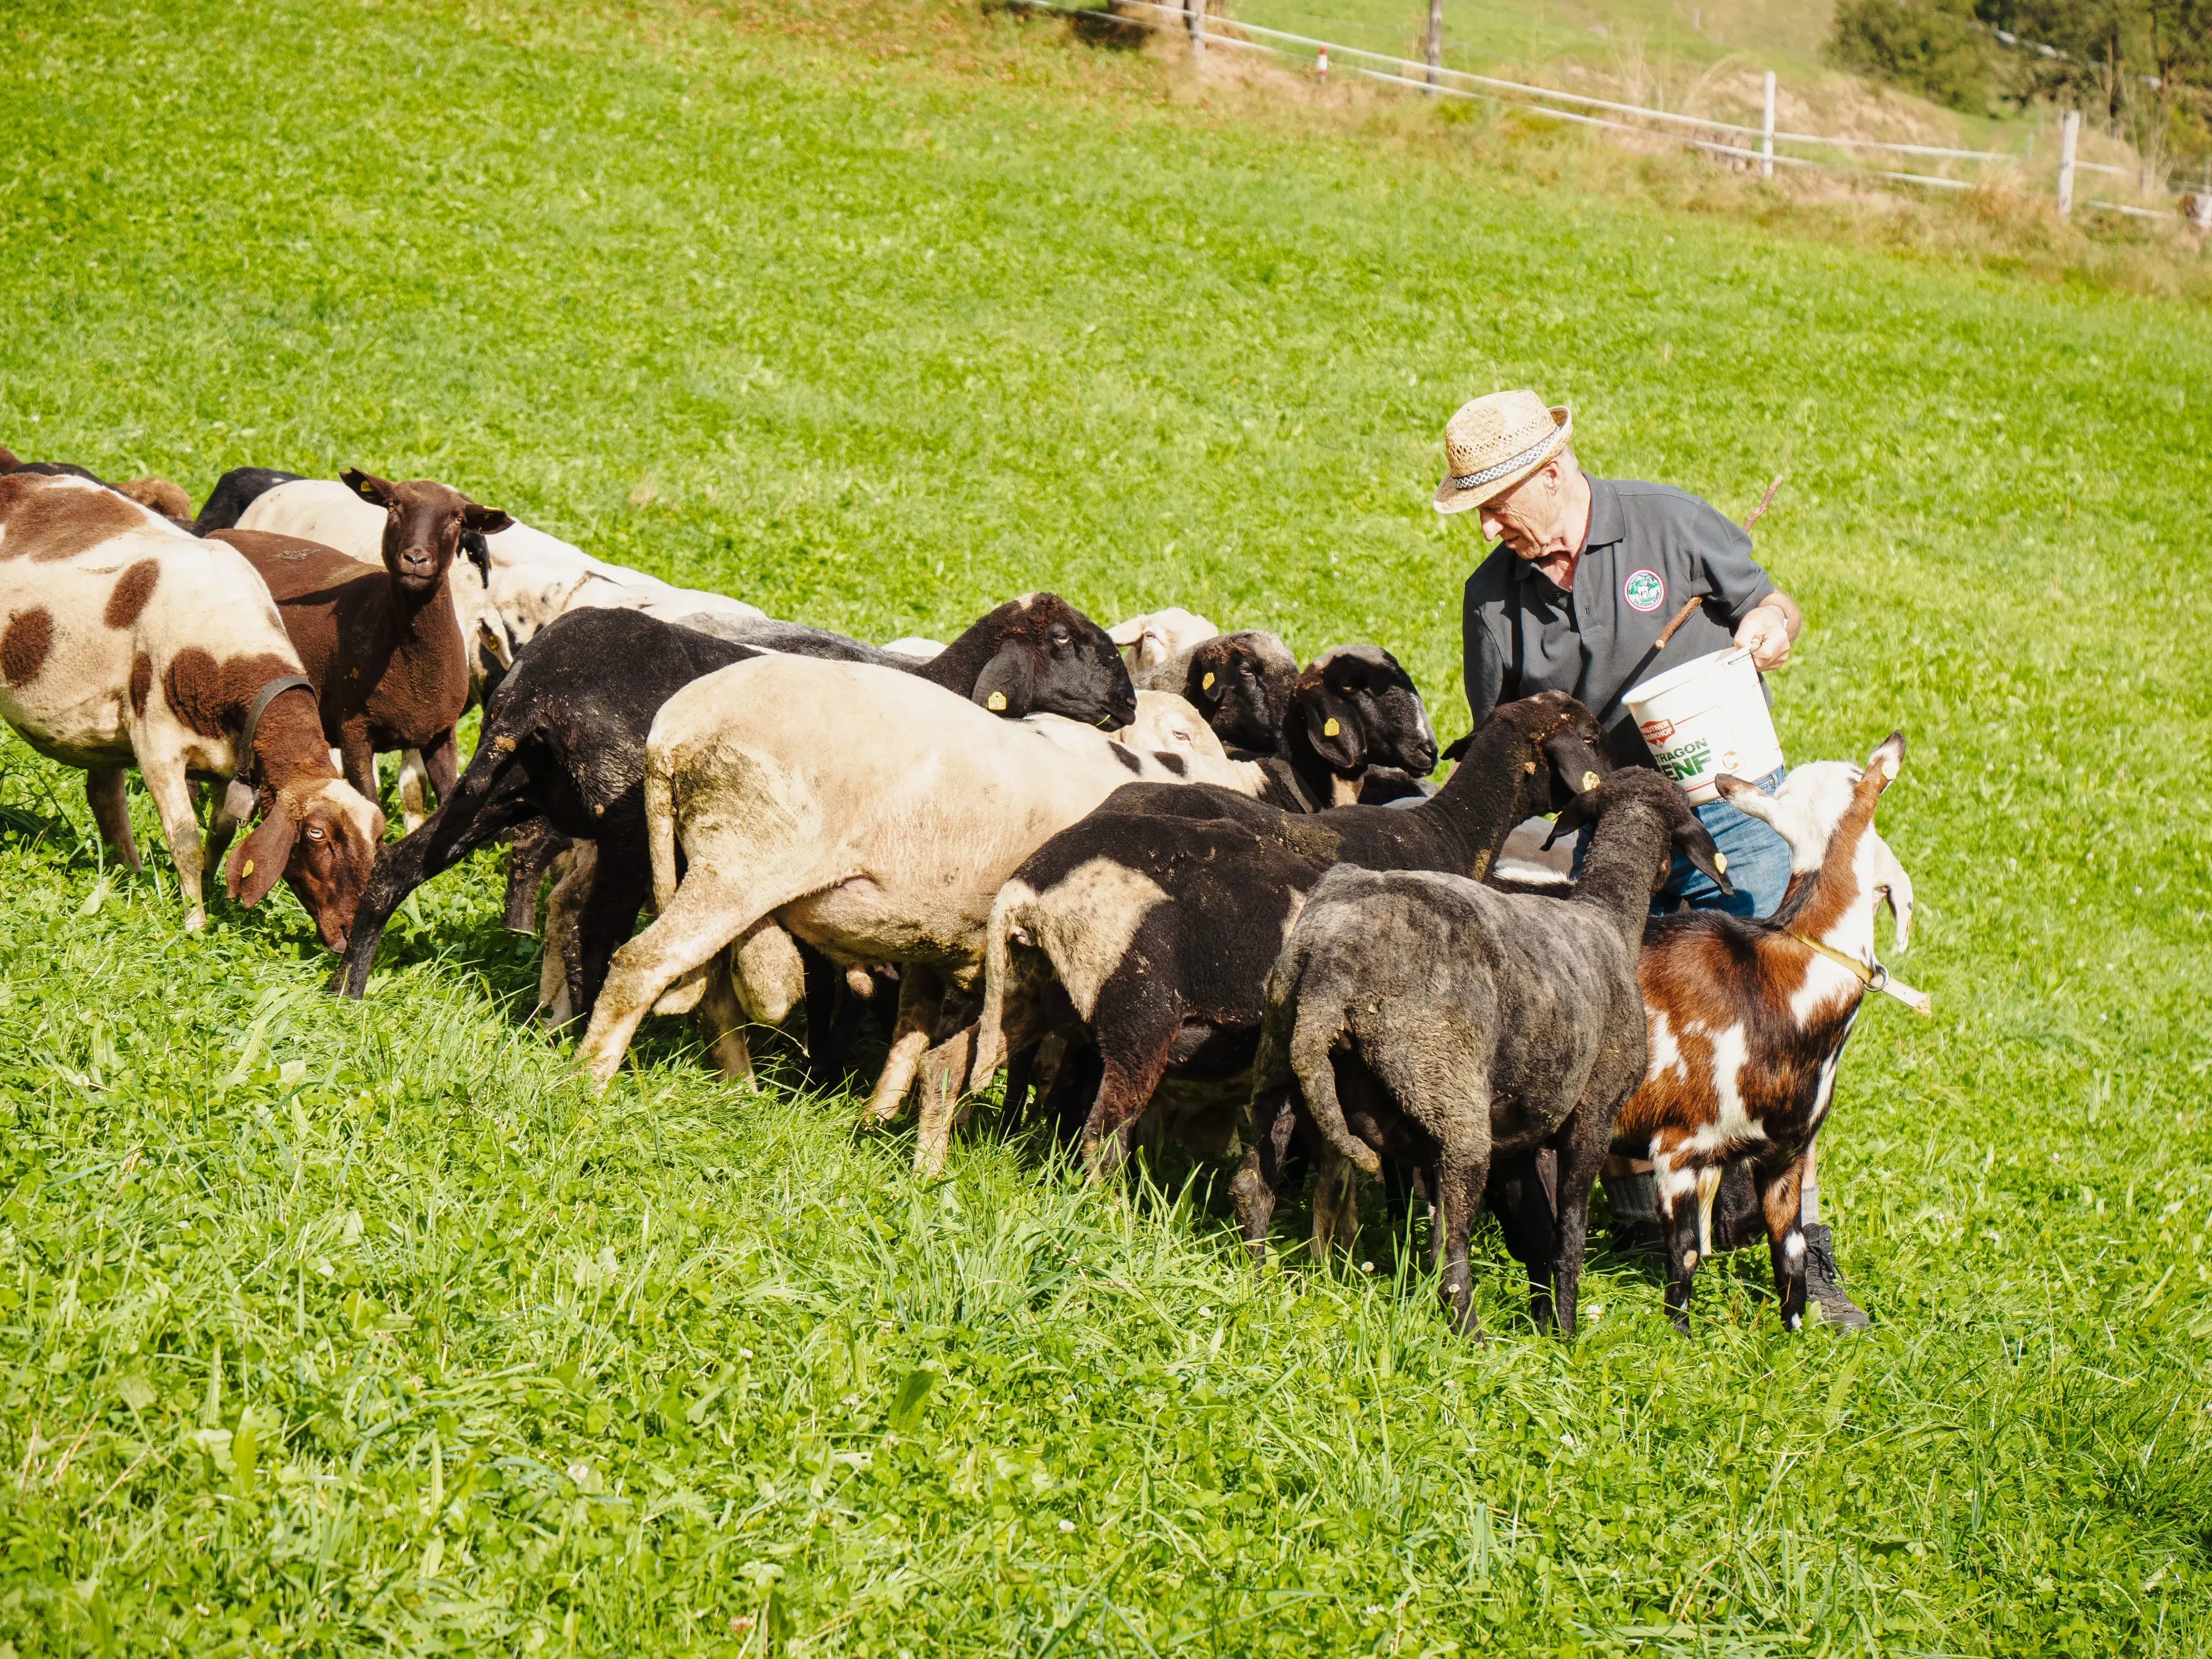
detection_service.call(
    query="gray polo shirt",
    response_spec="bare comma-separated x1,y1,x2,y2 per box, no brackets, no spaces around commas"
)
1462,477,1776,768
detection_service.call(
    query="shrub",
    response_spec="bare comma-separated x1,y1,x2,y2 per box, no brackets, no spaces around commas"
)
1827,0,1994,110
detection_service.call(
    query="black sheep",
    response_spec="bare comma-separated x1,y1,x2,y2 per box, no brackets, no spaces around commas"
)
1132,630,1299,756
969,691,1610,1177
1248,768,1727,1339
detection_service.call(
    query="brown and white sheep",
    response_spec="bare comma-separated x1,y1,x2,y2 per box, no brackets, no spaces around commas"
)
0,472,385,946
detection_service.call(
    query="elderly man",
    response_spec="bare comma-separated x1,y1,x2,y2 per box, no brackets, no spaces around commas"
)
1438,389,1868,1330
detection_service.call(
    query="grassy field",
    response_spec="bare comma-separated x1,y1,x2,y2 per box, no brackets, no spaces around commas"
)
3,0,2210,1651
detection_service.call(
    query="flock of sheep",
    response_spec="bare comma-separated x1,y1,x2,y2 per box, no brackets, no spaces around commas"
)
0,451,1916,1337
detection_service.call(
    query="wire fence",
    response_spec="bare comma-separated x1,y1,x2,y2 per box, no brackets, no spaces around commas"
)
1018,0,2209,225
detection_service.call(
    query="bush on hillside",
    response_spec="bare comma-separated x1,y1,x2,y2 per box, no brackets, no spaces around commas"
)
1827,0,1994,110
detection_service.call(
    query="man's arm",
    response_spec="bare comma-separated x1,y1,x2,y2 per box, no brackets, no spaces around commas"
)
1462,572,1508,731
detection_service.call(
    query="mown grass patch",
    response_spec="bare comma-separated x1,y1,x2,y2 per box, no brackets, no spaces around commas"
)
1,0,2209,1652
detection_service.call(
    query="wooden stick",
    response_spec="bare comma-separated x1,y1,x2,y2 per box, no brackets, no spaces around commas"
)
1743,473,1785,532
1652,595,1704,651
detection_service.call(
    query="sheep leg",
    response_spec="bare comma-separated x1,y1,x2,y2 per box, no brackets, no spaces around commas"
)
329,742,540,998
136,747,209,930
1076,1029,1179,1181
575,872,748,1089
864,968,943,1126
1544,1108,1614,1341
998,1044,1039,1138
338,727,380,811
1432,1140,1492,1340
395,748,432,832
422,729,460,807
85,769,142,871
1487,1151,1559,1320
568,854,653,1025
695,951,754,1083
1230,1084,1299,1260
1760,1155,1811,1332
1040,1041,1101,1147
503,819,570,934
913,1020,979,1177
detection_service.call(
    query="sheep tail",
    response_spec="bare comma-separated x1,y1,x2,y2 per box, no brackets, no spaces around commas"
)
1285,975,1381,1177
970,880,1029,1085
644,735,681,918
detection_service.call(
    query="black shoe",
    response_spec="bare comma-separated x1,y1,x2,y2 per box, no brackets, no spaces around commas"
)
1802,1223,1870,1331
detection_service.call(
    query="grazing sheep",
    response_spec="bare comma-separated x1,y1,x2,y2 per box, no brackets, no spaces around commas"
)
1109,607,1216,670
333,595,1135,1039
1616,735,1921,1332
570,643,1333,1105
970,691,1609,1180
1251,768,1727,1338
0,450,195,528
0,472,385,945
1132,630,1298,756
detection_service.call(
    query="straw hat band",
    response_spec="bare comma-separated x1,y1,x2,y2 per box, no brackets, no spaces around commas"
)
1450,431,1567,494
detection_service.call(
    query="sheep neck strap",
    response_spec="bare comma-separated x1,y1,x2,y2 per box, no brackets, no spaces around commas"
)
224,675,317,817
1786,930,1931,1016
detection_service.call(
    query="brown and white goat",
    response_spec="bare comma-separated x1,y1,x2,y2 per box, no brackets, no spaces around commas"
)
0,473,386,945
1617,733,1920,1332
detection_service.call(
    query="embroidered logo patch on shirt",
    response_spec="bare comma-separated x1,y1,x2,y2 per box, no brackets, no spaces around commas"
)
1622,568,1665,613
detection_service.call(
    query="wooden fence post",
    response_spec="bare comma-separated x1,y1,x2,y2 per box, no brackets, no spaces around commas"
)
1188,0,1204,56
2057,109,2079,220
1426,0,1444,92
1761,72,1775,178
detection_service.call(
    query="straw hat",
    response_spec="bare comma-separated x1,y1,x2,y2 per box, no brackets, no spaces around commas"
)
1433,391,1573,515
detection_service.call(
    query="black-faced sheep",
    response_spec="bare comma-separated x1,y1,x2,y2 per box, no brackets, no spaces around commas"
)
1249,768,1727,1339
969,691,1611,1180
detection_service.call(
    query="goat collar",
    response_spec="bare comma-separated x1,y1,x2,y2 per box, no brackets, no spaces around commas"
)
1786,930,1931,1017
223,675,318,817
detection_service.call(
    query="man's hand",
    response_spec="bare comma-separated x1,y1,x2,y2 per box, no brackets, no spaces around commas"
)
1735,603,1794,670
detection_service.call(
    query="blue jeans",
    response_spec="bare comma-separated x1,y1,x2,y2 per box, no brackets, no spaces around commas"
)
1659,763,1791,918
1571,764,1793,919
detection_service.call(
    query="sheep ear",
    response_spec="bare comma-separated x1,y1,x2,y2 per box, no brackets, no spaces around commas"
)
1194,662,1227,706
1673,816,1732,896
462,503,514,537
1302,686,1363,769
460,530,492,579
972,640,1036,717
1440,732,1474,767
226,796,297,907
1541,788,1598,850
340,468,395,508
1540,729,1610,806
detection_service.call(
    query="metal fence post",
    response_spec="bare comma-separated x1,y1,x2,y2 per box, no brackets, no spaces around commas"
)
1426,0,1444,92
2057,109,2078,220
1760,72,1775,178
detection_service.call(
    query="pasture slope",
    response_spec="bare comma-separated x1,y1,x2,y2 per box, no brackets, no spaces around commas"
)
1,0,2208,1652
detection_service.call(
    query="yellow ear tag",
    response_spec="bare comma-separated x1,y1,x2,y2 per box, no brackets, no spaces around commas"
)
241,859,254,878
1202,672,1215,691
986,691,1008,712
1713,852,1728,874
1323,717,1340,737
1581,771,1600,792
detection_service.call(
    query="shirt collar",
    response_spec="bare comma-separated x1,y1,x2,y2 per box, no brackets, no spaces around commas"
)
1509,478,1620,590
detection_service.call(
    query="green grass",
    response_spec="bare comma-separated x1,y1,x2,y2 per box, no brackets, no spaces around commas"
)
3,0,2210,1651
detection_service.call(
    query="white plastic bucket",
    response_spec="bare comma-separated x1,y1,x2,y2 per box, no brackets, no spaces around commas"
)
1621,647,1784,805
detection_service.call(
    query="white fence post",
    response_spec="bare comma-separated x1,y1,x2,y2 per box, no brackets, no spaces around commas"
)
1760,72,1775,178
1426,0,1444,92
2057,109,2079,220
